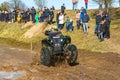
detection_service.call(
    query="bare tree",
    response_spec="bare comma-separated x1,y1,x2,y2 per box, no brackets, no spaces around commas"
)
119,0,120,6
92,0,115,11
34,0,46,9
9,0,26,9
0,1,11,10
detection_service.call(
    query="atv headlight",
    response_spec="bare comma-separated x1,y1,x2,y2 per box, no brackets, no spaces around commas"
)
51,40,53,43
61,39,63,42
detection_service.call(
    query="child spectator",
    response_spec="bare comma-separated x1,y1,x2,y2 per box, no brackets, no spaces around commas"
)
17,13,21,23
66,16,70,32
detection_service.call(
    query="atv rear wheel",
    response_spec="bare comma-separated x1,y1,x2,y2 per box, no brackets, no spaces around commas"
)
40,48,51,66
67,45,78,66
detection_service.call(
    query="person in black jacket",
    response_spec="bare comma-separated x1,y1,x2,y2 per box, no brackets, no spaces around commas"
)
104,13,111,39
61,4,66,14
40,11,45,22
26,8,31,21
95,12,102,35
31,7,36,23
98,18,106,42
49,8,54,24
44,7,50,23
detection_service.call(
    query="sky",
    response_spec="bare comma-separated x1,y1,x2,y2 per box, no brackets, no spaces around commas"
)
0,0,119,10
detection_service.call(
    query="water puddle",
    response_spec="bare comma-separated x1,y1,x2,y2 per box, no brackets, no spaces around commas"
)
0,72,26,80
80,75,88,79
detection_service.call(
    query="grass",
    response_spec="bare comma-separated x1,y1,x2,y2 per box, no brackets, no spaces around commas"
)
0,9,120,53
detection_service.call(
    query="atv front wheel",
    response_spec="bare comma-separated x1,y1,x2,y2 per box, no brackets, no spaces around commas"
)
67,45,78,66
40,48,51,66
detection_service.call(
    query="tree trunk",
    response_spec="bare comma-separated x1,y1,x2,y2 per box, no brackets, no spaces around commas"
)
119,0,120,6
104,0,109,12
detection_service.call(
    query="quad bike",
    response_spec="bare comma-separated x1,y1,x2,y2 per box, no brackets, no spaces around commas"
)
40,29,78,66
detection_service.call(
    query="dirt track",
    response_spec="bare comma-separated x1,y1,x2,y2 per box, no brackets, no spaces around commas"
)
0,44,120,80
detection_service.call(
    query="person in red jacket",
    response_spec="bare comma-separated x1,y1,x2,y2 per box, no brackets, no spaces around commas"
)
84,0,88,9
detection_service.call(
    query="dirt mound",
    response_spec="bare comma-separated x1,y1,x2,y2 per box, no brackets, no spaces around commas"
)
24,22,47,38
21,21,34,29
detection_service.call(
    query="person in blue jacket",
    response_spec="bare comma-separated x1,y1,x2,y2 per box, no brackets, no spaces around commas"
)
82,12,90,34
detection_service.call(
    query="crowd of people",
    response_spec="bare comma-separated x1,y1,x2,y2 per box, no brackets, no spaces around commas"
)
95,10,111,42
75,8,111,42
0,7,36,23
0,3,111,42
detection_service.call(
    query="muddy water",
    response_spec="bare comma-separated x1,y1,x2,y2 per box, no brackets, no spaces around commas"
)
0,44,120,80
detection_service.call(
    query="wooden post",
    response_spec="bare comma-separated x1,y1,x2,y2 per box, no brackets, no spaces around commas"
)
31,39,33,51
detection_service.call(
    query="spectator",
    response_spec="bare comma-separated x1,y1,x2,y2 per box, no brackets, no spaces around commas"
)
69,19,73,31
98,18,106,42
49,8,54,24
4,11,8,22
8,11,13,23
35,11,39,24
105,13,111,39
40,11,45,22
26,8,31,21
76,11,80,29
13,9,18,22
82,12,90,34
31,7,36,23
17,12,21,23
95,12,102,35
52,6,55,10
0,11,2,21
61,4,66,14
22,10,27,23
81,7,86,14
59,12,64,29
66,16,70,32
56,12,60,29
44,7,50,23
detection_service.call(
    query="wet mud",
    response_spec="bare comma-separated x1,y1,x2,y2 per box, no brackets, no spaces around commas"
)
0,44,120,80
